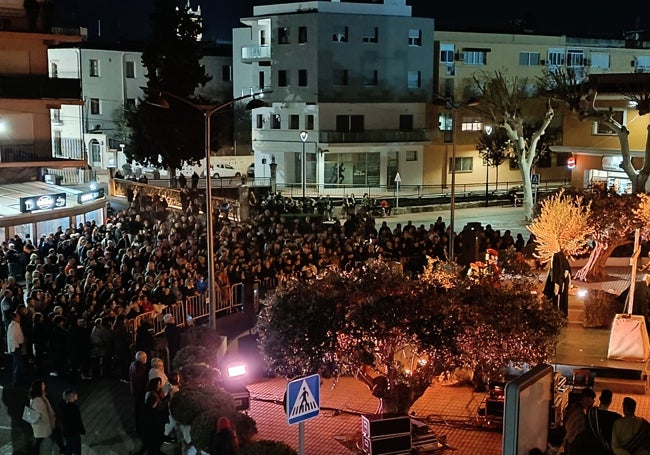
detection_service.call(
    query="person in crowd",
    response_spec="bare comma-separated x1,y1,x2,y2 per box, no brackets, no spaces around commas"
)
209,416,239,455
7,310,25,385
140,377,169,455
587,388,622,454
148,357,178,398
28,379,64,454
163,314,182,365
58,389,86,455
563,387,597,454
611,396,650,455
129,351,149,437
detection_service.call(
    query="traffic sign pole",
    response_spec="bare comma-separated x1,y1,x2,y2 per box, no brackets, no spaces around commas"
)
298,422,305,455
394,172,401,214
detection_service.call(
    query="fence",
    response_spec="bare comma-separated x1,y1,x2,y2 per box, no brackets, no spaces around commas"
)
130,282,262,343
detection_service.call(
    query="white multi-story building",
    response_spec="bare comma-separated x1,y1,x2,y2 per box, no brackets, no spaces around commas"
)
234,0,434,192
47,44,233,171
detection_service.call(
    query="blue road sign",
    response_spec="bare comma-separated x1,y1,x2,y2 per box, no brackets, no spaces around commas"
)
531,173,540,185
286,374,320,425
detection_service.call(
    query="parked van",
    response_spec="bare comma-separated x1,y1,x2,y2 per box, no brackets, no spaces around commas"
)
178,155,252,178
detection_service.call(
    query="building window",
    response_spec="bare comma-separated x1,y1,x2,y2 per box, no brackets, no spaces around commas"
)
363,69,378,86
399,114,413,131
51,62,58,78
125,98,136,108
362,27,378,43
333,69,348,85
590,53,610,69
332,27,348,42
461,118,483,131
90,140,101,163
271,114,281,129
519,52,540,66
278,70,289,87
89,98,100,115
278,27,289,44
53,131,62,155
406,150,417,161
305,114,314,130
567,49,584,67
407,70,421,88
298,69,307,86
222,65,232,82
408,29,422,46
298,26,307,43
593,110,625,135
438,112,453,131
289,114,300,130
547,48,565,66
260,29,267,45
125,61,135,78
259,71,265,90
636,56,650,73
440,44,454,63
336,114,364,132
89,59,99,77
463,51,486,65
256,114,263,129
449,156,473,172
52,109,61,124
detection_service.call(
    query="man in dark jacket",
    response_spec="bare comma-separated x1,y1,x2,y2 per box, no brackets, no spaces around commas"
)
163,314,182,365
129,351,149,437
59,389,86,455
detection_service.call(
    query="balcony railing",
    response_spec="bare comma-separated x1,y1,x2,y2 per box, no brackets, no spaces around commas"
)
319,129,429,144
241,45,271,61
0,75,81,100
0,138,84,162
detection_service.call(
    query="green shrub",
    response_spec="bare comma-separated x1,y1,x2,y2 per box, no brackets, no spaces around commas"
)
240,440,298,455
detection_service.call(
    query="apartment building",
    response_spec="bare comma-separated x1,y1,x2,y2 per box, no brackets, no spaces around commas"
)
233,0,434,191
47,43,233,171
432,30,650,193
0,2,109,238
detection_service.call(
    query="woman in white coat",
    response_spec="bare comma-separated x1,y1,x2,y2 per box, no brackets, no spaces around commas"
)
28,379,59,454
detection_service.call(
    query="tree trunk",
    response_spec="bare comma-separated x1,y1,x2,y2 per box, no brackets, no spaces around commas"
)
574,241,621,282
378,382,429,415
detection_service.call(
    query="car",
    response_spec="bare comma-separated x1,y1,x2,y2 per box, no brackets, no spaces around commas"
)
209,163,241,178
247,163,255,178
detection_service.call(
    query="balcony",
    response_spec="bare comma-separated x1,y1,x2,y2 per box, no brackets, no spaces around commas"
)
0,138,84,162
0,75,81,100
241,45,271,62
319,129,429,144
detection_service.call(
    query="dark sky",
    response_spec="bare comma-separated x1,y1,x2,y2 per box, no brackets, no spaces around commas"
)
55,0,646,43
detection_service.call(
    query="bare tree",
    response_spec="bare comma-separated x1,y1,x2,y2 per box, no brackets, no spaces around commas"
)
542,70,650,193
473,71,555,219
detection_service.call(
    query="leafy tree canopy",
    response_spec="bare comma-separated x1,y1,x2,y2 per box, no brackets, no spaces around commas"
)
256,259,564,413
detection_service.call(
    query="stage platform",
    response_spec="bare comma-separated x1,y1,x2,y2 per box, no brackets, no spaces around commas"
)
551,266,650,394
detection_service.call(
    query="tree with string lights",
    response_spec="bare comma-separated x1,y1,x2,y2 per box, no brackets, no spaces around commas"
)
256,259,564,414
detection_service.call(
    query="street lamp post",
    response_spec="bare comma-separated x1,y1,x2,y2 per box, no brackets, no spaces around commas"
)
434,96,480,262
143,88,267,329
299,130,308,201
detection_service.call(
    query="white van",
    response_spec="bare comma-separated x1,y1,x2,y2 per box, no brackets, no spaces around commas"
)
178,156,252,178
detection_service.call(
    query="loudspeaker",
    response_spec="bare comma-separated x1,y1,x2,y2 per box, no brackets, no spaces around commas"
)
361,433,411,455
361,414,411,438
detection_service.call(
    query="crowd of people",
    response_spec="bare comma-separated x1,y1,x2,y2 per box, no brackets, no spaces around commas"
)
0,185,541,454
560,387,650,455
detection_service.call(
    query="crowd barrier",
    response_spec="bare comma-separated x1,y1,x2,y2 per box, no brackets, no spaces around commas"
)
130,281,264,343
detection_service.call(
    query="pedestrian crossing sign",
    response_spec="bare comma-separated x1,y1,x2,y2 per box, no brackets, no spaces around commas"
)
286,374,320,425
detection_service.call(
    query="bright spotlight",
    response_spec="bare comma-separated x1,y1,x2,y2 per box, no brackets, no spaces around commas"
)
226,363,247,380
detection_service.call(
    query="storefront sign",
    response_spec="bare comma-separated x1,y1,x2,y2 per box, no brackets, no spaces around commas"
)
602,155,623,171
77,188,105,204
20,193,66,213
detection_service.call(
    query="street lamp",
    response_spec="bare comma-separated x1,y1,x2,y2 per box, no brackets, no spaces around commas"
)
299,130,308,201
433,96,480,261
143,87,268,329
484,125,493,207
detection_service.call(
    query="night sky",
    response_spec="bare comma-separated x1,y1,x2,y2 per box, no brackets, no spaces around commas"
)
54,0,645,43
